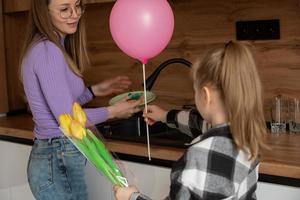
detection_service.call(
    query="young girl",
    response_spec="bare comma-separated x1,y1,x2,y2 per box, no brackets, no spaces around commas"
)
21,0,142,199
114,41,267,200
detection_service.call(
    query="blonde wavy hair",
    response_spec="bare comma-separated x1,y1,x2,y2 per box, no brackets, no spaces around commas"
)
193,41,267,160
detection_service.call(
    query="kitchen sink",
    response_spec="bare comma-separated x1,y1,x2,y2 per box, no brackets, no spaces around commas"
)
96,58,194,148
96,112,193,148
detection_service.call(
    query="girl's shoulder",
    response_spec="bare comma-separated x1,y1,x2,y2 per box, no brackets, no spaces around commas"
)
190,126,235,151
189,135,234,154
186,133,237,164
187,134,255,169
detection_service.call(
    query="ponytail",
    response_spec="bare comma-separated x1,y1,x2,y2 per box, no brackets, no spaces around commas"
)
194,41,267,160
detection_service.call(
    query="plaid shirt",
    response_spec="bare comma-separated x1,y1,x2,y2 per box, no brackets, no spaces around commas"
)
132,109,259,200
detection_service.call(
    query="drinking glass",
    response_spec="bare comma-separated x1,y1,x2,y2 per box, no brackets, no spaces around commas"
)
270,95,287,134
289,98,300,133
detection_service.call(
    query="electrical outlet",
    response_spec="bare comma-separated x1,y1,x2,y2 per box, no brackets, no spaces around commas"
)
236,19,280,40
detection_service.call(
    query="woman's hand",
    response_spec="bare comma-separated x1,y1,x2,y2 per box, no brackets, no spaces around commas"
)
143,105,168,125
113,185,139,200
91,76,131,97
107,97,143,119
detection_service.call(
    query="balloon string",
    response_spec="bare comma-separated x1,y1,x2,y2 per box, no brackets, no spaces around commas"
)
142,63,151,161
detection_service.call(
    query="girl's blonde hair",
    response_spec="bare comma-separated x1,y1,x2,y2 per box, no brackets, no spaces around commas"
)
19,0,89,77
193,41,267,160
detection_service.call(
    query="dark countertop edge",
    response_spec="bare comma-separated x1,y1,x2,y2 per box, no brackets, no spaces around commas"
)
0,135,299,188
0,135,34,145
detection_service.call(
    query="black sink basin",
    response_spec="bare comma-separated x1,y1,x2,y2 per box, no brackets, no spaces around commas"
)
96,58,194,148
96,112,193,148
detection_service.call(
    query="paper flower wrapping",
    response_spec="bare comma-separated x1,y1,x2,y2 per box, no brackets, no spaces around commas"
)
59,102,128,187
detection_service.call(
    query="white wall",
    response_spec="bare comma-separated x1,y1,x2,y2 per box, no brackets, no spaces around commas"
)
0,140,299,200
0,141,35,200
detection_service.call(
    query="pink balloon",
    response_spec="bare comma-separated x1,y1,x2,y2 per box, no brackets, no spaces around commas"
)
109,0,174,64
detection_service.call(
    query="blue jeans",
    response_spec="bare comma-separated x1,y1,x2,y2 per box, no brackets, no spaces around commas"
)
27,137,87,200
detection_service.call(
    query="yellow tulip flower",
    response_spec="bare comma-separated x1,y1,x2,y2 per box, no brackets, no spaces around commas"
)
70,119,86,140
59,114,73,137
72,102,87,126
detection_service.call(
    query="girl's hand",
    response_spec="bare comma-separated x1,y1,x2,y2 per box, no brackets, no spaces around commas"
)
107,97,143,119
143,105,168,125
91,76,131,97
113,185,139,200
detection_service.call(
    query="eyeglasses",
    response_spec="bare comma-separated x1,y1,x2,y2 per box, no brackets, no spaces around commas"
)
56,4,85,19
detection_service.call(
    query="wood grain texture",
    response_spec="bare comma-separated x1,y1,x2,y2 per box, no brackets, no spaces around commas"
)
0,114,299,179
260,133,300,178
4,13,28,110
0,114,33,140
84,0,115,5
3,0,30,13
83,0,300,110
3,0,300,111
0,0,9,113
3,0,115,13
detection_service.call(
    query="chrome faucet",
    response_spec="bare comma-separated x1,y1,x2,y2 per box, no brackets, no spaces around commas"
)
144,58,192,91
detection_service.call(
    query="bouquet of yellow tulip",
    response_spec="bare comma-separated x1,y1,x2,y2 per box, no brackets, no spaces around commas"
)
59,102,128,187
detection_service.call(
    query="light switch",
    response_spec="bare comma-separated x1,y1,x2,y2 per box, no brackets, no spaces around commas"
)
236,19,280,40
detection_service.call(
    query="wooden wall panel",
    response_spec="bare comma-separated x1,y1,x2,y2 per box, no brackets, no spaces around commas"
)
0,0,9,113
3,0,30,13
83,3,195,110
3,0,300,112
3,0,115,13
4,13,28,110
83,0,300,110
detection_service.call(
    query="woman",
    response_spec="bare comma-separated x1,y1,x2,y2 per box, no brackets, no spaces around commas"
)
20,0,141,199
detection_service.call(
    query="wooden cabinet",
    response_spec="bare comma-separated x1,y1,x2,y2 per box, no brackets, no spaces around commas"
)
0,0,9,113
3,0,30,13
3,0,116,13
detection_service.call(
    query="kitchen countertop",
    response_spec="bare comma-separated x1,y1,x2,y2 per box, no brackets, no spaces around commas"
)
0,114,300,181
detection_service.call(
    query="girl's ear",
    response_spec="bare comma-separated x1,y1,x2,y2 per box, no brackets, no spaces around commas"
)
202,86,211,105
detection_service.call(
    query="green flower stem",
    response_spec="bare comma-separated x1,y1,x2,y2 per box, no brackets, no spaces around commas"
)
73,138,116,183
82,136,120,185
73,139,92,158
86,129,123,177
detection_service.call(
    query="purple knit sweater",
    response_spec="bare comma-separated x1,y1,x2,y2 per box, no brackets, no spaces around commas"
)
22,39,108,139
